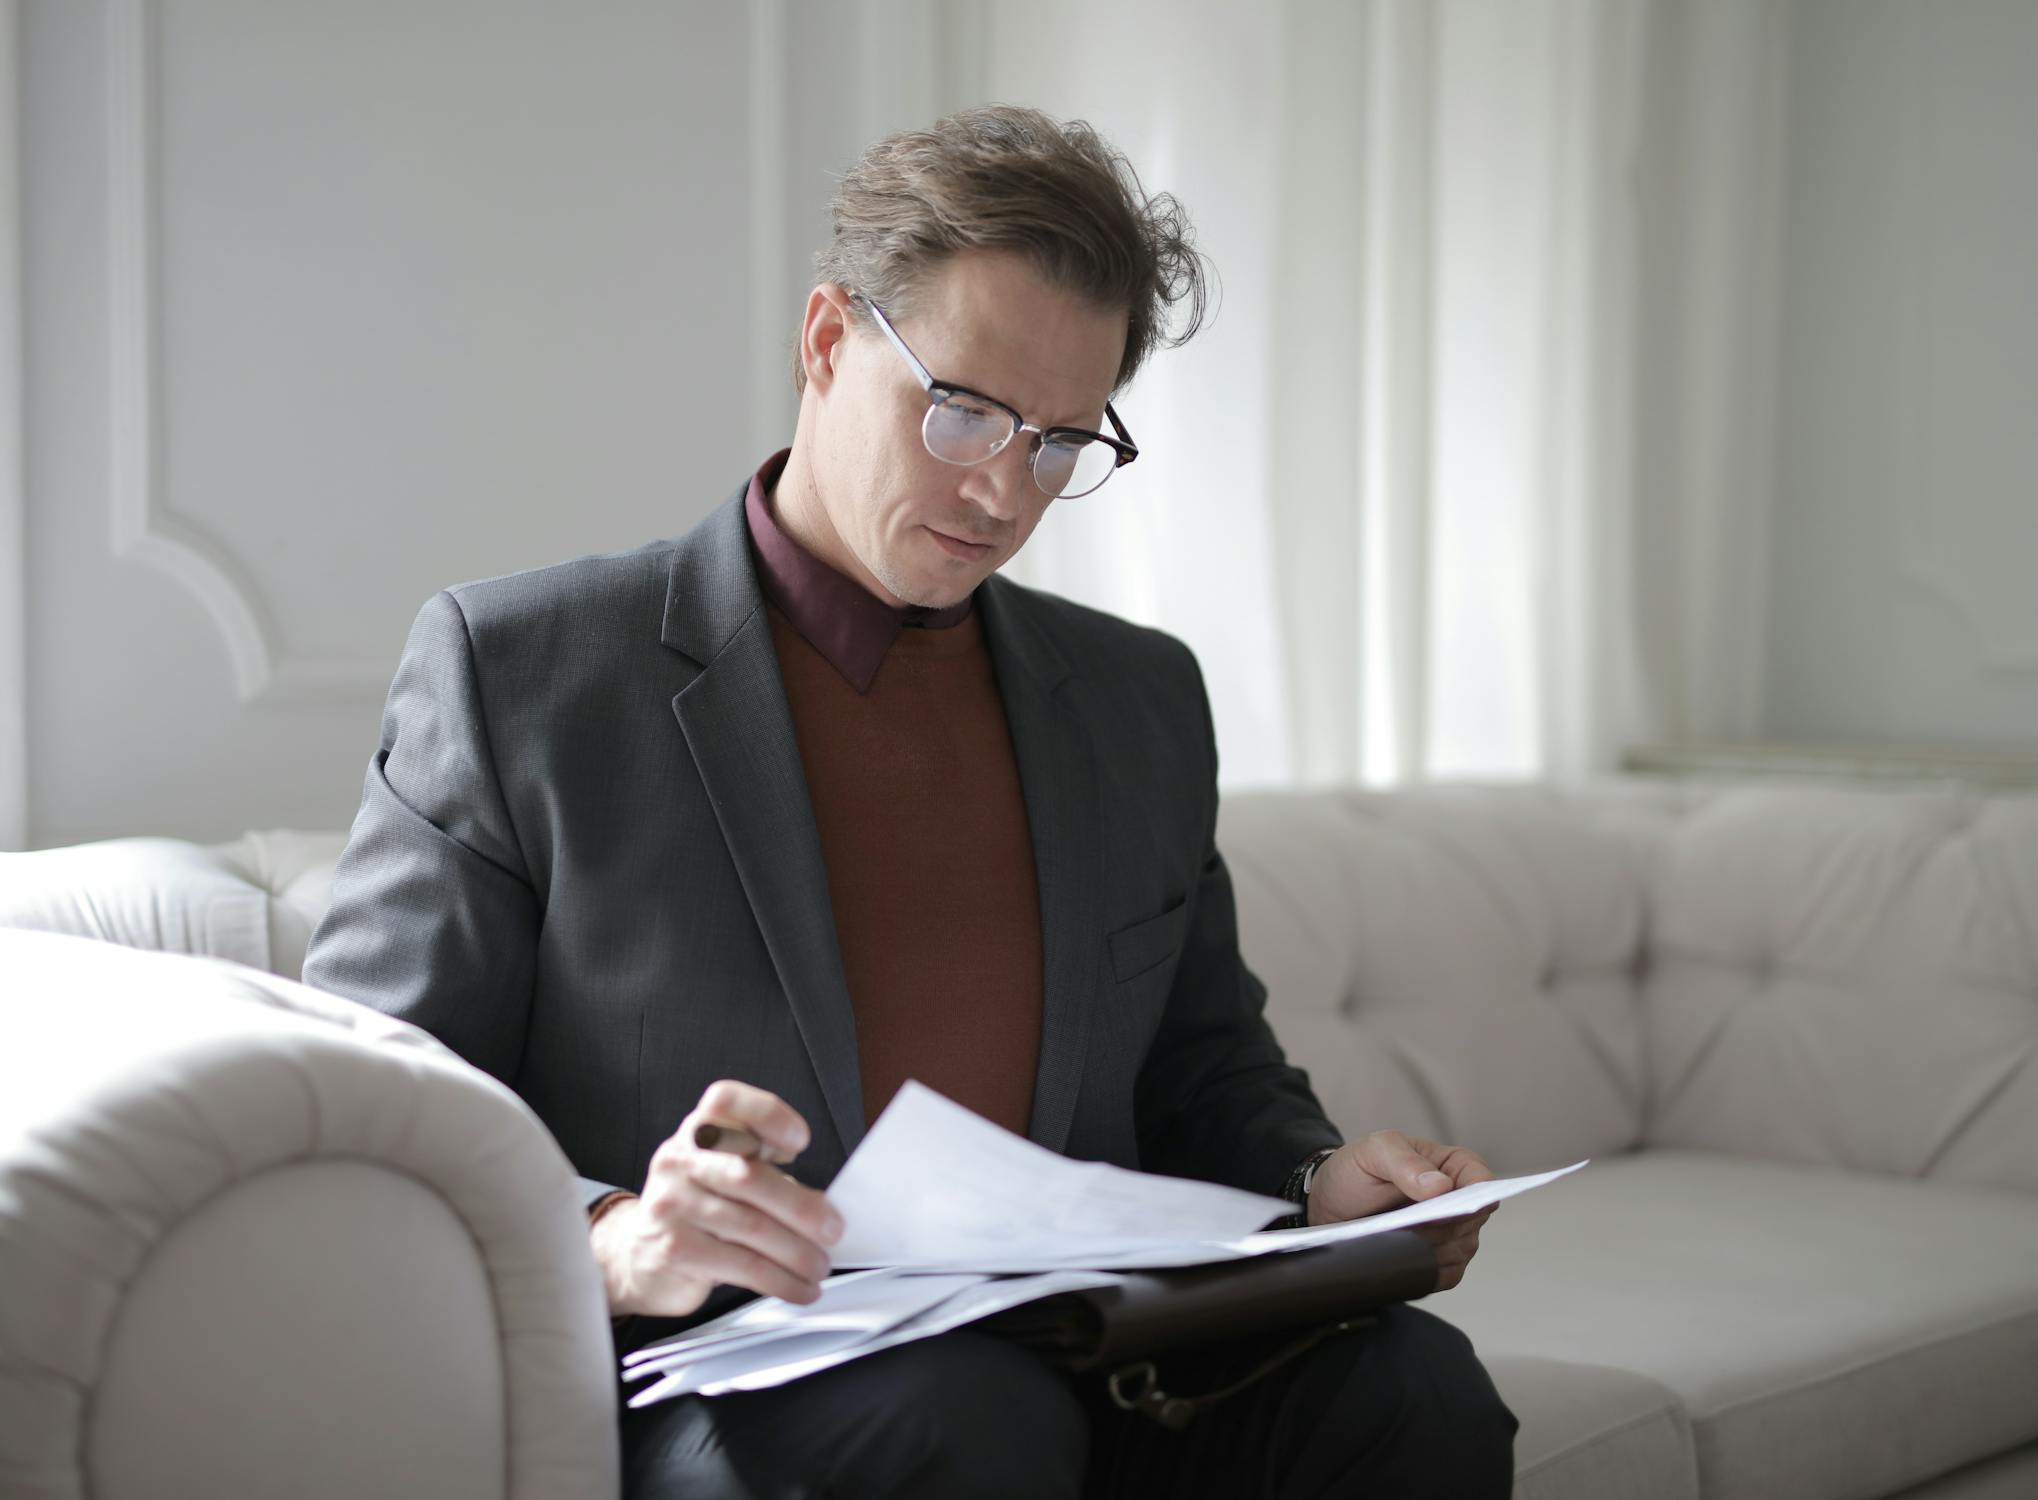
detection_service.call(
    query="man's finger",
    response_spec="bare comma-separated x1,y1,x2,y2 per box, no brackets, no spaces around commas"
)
1363,1135,1457,1199
667,1179,834,1286
688,1147,846,1249
690,1079,813,1163
662,1221,824,1306
1411,1208,1488,1246
1435,1145,1496,1187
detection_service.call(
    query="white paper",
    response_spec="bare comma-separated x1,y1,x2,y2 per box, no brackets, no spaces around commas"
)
614,1081,1595,1409
622,1269,986,1373
877,1159,1594,1272
625,1269,1124,1407
879,1239,1249,1274
625,1329,882,1407
1225,1159,1591,1256
825,1079,1296,1269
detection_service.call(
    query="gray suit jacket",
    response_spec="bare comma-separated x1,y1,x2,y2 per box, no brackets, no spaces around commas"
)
303,480,1339,1269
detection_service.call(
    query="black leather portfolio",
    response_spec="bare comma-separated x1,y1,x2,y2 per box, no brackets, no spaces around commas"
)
975,1228,1440,1373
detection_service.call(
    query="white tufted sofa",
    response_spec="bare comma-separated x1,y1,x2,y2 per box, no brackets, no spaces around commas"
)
3,779,2035,1498
1227,778,2038,1500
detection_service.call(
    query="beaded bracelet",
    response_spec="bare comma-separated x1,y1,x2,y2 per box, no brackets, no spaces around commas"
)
1272,1145,1341,1230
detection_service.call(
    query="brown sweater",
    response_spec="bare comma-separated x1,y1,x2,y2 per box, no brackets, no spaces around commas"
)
765,598,1044,1135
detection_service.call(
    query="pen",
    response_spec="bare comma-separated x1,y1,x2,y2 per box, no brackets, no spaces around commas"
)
692,1121,793,1164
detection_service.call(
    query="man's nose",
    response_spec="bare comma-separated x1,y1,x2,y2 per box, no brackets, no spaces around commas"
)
958,437,1036,523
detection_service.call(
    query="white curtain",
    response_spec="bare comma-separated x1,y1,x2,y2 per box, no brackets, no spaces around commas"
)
962,0,1302,786
967,0,1770,789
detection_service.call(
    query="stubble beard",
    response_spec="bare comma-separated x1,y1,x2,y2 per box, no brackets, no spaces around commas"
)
868,540,970,611
805,466,971,610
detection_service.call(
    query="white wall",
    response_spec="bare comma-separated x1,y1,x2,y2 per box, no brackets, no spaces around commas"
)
20,2,748,845
12,0,1004,850
2,1,26,851
1760,0,2038,749
10,0,2035,849
963,0,1299,787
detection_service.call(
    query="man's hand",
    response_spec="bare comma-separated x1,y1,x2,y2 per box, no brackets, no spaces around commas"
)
1305,1131,1497,1293
591,1080,845,1319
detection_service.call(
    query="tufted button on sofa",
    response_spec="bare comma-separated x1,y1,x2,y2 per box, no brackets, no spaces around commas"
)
3,776,2036,1498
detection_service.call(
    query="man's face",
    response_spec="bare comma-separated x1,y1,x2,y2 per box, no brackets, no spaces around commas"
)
802,250,1128,609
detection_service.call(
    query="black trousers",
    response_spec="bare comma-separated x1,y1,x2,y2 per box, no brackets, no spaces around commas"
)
617,1302,1520,1499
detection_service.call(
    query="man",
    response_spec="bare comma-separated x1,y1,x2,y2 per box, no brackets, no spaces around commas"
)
304,105,1517,1497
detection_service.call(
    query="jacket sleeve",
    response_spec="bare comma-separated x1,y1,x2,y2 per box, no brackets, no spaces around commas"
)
1131,647,1343,1200
301,589,623,1214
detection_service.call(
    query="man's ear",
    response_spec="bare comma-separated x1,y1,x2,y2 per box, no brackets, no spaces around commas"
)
798,284,857,397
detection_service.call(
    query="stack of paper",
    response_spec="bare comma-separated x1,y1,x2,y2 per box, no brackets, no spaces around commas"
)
621,1080,1588,1407
623,1266,1124,1406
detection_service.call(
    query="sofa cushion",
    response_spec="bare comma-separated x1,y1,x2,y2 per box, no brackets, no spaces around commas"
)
1882,1439,2038,1498
0,831,347,980
1640,785,2038,1194
1221,787,1653,1176
0,836,278,970
1422,1148,2038,1500
1225,778,2038,1196
1481,1354,1698,1500
208,829,350,979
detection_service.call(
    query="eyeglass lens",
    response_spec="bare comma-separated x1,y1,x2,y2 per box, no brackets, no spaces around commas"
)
922,393,1119,499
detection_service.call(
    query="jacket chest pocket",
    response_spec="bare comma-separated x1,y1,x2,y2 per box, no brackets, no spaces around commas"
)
1107,897,1190,984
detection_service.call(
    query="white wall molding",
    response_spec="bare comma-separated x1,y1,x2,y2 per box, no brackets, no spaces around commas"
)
105,0,384,705
1,0,27,847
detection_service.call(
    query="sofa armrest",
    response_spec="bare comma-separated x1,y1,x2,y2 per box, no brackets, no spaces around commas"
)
0,928,618,1500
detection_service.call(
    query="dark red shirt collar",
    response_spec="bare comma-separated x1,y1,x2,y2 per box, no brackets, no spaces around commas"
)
743,448,974,694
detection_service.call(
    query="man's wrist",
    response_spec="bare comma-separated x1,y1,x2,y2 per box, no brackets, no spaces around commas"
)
588,1191,640,1322
1275,1145,1340,1230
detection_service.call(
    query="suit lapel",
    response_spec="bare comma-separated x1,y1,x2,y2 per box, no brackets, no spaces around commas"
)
661,492,867,1162
659,496,1102,1163
979,576,1102,1158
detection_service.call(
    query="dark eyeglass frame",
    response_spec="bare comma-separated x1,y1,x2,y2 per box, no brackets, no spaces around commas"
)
854,292,1139,497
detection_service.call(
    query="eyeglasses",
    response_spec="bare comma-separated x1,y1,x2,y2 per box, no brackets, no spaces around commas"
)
855,293,1139,500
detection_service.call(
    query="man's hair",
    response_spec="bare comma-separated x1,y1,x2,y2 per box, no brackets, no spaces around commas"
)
793,104,1212,397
